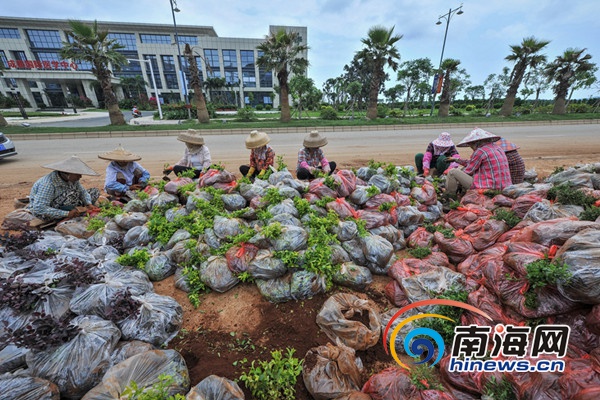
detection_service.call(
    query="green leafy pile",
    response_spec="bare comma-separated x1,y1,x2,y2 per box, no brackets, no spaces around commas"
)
524,257,572,309
547,182,595,207
416,286,468,343
483,376,517,400
116,248,151,270
492,208,522,229
122,374,186,400
407,246,432,259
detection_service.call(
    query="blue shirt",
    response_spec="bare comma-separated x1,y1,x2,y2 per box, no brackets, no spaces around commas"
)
29,171,91,219
104,161,150,193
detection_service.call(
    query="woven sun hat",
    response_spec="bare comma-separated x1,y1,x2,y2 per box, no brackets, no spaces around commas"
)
457,127,501,147
499,138,520,152
98,145,142,162
303,130,328,148
432,132,454,148
177,129,205,145
245,130,270,149
42,155,99,176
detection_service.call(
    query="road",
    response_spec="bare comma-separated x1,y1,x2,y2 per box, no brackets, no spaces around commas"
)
1,123,599,218
18,111,154,128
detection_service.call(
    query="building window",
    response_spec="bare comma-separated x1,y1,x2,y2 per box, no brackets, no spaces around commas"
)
108,33,137,51
204,49,220,77
26,29,62,49
242,71,256,88
222,50,237,68
34,52,69,70
0,28,20,39
0,50,8,68
257,50,272,88
143,54,162,89
164,73,179,89
161,55,176,71
177,35,198,46
240,50,254,69
28,80,39,88
11,51,27,69
224,70,239,85
4,78,17,88
140,34,171,44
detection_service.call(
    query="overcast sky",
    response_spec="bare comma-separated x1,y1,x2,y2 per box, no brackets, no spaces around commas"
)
4,0,599,99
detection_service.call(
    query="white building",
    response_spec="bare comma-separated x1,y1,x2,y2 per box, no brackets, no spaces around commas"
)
0,16,307,110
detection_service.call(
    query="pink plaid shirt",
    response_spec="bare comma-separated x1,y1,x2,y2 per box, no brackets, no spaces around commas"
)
460,142,512,190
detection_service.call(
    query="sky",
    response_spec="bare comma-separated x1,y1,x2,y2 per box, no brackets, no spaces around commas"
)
4,0,599,100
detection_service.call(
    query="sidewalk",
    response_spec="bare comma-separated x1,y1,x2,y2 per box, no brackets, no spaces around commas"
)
5,110,110,125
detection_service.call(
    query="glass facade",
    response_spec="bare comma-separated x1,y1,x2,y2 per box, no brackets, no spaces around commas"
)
257,51,272,88
107,33,137,50
26,29,62,48
240,50,256,88
140,34,171,44
162,55,178,89
177,35,198,46
204,49,220,78
0,28,20,39
0,50,8,68
143,54,162,89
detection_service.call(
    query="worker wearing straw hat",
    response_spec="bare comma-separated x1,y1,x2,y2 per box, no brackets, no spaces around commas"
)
415,131,460,177
163,129,212,180
29,156,100,221
296,130,336,180
99,145,150,198
445,127,512,195
498,138,525,184
240,130,275,179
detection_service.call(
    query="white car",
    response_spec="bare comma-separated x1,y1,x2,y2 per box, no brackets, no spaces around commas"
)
0,132,17,159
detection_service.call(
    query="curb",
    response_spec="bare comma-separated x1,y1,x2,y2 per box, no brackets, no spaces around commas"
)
8,119,599,141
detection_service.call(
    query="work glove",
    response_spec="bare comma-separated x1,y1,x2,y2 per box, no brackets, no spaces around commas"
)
247,166,256,177
423,168,430,177
163,165,174,174
258,169,266,178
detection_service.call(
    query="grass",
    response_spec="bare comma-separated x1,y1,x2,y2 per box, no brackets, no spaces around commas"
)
2,111,598,135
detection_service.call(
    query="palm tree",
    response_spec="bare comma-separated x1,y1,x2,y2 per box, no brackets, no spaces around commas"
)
356,25,402,120
438,58,461,117
60,20,127,125
120,76,147,100
500,36,550,116
257,29,309,122
544,48,595,114
184,44,210,123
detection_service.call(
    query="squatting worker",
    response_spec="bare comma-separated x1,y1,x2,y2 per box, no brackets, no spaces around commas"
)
164,129,212,180
415,131,460,176
99,145,150,199
29,156,100,220
296,130,336,180
445,128,512,195
499,138,525,184
240,130,275,179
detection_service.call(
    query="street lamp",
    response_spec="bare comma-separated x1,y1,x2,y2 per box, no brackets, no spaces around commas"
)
430,3,464,116
170,0,192,119
127,58,163,120
9,87,28,120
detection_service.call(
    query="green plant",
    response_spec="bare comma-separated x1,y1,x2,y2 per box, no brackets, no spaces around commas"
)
416,285,468,343
365,185,381,197
448,200,461,210
407,246,432,259
314,196,335,209
175,168,197,179
97,202,125,218
320,106,338,120
353,217,369,237
274,250,300,268
136,190,150,201
378,202,396,212
235,106,257,122
483,189,502,198
524,257,572,309
409,361,444,391
423,222,455,239
492,209,522,229
122,374,186,400
116,248,151,270
238,348,303,400
276,155,287,171
292,197,311,217
483,376,517,400
236,271,255,283
177,182,197,194
263,188,285,205
580,205,600,221
547,182,595,207
261,222,283,239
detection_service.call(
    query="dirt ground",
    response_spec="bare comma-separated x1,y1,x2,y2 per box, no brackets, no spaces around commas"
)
1,131,599,398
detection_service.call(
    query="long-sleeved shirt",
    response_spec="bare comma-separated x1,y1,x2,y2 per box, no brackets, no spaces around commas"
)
104,161,150,193
457,142,512,190
249,146,275,171
296,147,329,171
422,142,459,169
176,145,212,170
29,171,91,220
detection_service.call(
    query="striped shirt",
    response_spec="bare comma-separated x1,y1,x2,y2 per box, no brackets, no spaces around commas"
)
460,142,512,190
29,171,91,220
297,147,329,171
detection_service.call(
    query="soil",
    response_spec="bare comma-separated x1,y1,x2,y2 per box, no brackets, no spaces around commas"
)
1,129,598,398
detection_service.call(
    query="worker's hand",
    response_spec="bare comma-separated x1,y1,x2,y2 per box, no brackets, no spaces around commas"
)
423,168,430,177
323,164,331,174
258,169,266,178
163,165,174,174
446,157,458,162
129,184,141,191
67,209,81,218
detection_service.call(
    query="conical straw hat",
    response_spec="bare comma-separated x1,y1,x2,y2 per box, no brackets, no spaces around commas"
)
177,129,205,145
245,130,270,149
42,155,99,176
457,128,501,147
98,145,142,161
303,130,328,148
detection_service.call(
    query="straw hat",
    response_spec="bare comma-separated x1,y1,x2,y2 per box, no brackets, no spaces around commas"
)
303,130,328,148
499,138,520,152
42,155,99,176
457,128,501,147
245,130,270,149
177,129,205,145
98,145,142,162
432,132,454,148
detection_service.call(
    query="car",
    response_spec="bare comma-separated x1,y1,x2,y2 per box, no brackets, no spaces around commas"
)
0,132,17,159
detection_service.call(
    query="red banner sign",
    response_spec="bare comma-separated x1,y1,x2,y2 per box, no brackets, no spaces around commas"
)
6,59,78,71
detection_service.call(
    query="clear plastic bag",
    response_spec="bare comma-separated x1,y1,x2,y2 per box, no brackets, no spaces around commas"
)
0,373,60,400
199,256,240,293
187,375,245,400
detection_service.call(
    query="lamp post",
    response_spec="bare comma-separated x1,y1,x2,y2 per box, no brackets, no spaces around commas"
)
430,3,464,117
9,87,28,120
127,58,163,120
170,0,192,119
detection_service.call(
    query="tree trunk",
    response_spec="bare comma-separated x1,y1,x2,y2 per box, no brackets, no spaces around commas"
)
366,74,380,120
552,78,570,115
403,87,411,117
0,113,7,127
500,63,526,116
98,66,126,126
185,45,210,123
438,71,452,118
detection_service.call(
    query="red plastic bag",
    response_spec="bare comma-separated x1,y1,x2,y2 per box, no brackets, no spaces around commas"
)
411,181,438,206
332,170,357,198
511,193,544,218
384,279,409,307
356,209,389,229
362,367,418,400
444,205,491,230
326,198,359,219
460,189,495,210
456,243,507,281
225,243,259,274
407,227,434,248
364,193,397,210
308,178,338,199
433,231,474,265
391,191,412,206
463,218,509,251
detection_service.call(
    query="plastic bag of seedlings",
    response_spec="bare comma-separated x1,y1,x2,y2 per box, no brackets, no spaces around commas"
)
333,262,373,291
140,251,174,281
221,193,247,211
465,284,525,327
185,190,213,213
368,174,395,194
147,192,179,209
547,168,595,188
238,182,266,202
341,239,366,266
433,231,475,264
173,267,190,292
370,225,405,251
187,375,245,400
269,212,302,227
204,228,222,249
22,231,67,253
327,198,359,219
165,206,188,222
331,170,358,198
110,340,156,366
523,200,583,222
510,218,600,247
290,270,327,300
410,181,438,206
271,225,308,252
463,218,508,252
118,292,183,346
164,177,194,195
256,274,293,303
1,208,36,230
444,204,491,230
556,228,600,304
69,268,153,318
510,193,545,218
165,228,191,251
267,169,293,185
316,293,381,350
88,228,124,248
26,315,121,399
249,249,288,279
169,240,192,266
0,344,28,374
333,392,373,400
55,217,93,239
395,206,424,228
91,245,120,262
335,220,358,242
502,182,536,198
303,339,364,400
123,199,147,213
348,185,377,206
0,373,60,400
122,225,152,249
212,181,238,194
308,178,338,199
406,226,434,248
355,166,377,182
82,349,189,399
360,234,394,275
330,244,351,265
199,169,236,186
226,243,259,274
213,216,246,239
356,209,389,230
400,266,466,304
547,310,600,358
114,212,148,230
363,193,396,210
200,255,240,293
268,198,299,217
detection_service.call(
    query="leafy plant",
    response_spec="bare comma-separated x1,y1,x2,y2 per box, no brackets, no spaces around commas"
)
105,289,142,323
0,230,42,251
261,222,283,239
276,155,287,171
448,200,461,210
0,276,48,312
238,348,303,400
86,216,106,232
322,174,340,190
175,168,197,179
368,159,384,170
416,285,468,343
263,188,285,205
483,189,502,198
177,182,197,194
116,248,151,270
136,190,150,201
365,185,381,197
378,202,396,212
97,202,125,218
353,217,369,237
292,197,311,217
409,361,445,391
483,376,517,400
274,250,300,268
122,373,186,400
407,246,432,259
236,271,255,283
2,312,80,351
56,259,103,287
492,208,522,229
547,182,595,207
314,196,335,208
524,257,572,309
383,163,398,178
580,205,600,221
